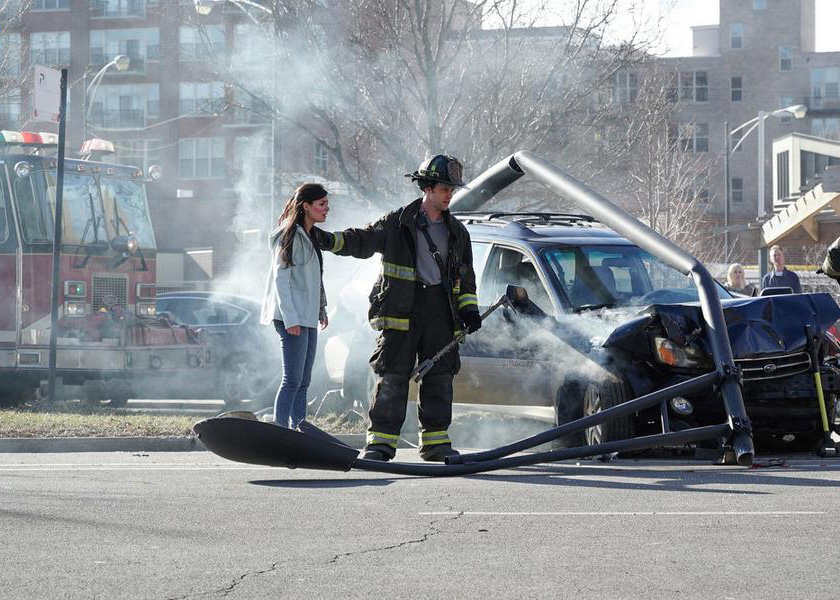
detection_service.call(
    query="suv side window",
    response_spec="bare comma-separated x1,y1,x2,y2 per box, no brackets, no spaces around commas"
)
481,246,552,314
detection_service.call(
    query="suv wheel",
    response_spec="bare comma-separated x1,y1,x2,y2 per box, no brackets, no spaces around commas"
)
582,380,635,446
552,380,584,448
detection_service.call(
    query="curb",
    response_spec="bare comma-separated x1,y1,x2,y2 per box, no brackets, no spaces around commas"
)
0,433,373,454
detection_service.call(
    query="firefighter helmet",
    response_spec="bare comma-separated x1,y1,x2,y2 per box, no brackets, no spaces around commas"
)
405,154,466,188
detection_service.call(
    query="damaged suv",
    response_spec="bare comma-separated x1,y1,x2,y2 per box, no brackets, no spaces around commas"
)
330,211,840,449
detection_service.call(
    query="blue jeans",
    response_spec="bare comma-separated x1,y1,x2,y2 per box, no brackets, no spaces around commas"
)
273,321,318,428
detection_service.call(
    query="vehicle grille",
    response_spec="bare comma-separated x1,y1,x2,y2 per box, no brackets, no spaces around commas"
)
736,352,811,381
92,275,128,311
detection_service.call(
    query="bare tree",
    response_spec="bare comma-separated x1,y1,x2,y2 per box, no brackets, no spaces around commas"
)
189,0,663,208
0,0,30,128
596,65,723,263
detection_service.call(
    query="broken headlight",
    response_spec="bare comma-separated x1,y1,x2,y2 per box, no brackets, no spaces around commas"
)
653,337,712,369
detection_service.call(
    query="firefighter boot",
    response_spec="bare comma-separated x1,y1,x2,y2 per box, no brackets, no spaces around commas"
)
361,446,393,462
363,373,410,461
418,372,459,462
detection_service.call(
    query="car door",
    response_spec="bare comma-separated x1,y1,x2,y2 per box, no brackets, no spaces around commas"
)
455,243,554,417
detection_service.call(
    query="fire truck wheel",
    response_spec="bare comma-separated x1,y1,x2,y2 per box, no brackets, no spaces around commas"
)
219,353,272,410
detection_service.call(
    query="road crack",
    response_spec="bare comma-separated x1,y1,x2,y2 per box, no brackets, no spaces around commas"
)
164,561,283,599
327,510,464,564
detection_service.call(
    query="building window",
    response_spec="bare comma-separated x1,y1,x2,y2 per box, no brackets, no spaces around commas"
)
811,67,840,108
679,71,707,103
0,34,20,78
779,46,794,72
0,94,21,129
179,137,225,179
114,139,160,172
669,122,708,153
777,151,789,200
811,118,840,141
754,0,767,9
179,26,225,61
730,24,744,49
88,83,159,129
731,178,743,204
89,0,146,18
778,97,794,124
314,140,328,176
731,76,742,102
90,28,159,73
30,31,70,66
179,82,225,115
30,0,69,9
611,71,637,104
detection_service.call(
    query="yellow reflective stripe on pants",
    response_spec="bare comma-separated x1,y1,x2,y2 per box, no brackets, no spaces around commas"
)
369,316,410,331
331,232,345,252
420,430,451,446
382,261,416,281
367,431,399,449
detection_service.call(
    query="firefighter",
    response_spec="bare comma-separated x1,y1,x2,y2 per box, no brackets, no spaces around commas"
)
313,155,481,462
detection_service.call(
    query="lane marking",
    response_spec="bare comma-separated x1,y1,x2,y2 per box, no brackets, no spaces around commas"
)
0,465,276,471
419,511,825,516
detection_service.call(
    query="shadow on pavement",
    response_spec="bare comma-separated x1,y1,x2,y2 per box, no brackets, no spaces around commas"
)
249,478,421,489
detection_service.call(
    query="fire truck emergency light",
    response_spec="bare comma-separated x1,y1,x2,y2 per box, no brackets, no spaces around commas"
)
80,138,116,155
0,131,59,146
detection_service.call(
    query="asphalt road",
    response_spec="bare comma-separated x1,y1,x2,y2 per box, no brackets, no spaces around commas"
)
2,451,839,599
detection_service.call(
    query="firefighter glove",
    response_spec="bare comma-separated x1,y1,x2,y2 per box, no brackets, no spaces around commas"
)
462,310,482,334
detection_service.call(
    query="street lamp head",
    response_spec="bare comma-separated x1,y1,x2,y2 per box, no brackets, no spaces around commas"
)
194,0,215,15
775,104,808,120
789,104,808,119
113,55,130,72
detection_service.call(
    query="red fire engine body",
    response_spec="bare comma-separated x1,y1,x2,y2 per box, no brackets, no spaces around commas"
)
0,133,208,406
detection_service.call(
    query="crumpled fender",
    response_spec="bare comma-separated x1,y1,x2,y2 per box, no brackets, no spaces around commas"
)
605,293,840,359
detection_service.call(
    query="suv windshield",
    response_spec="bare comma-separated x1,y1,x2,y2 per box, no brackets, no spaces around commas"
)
542,245,732,311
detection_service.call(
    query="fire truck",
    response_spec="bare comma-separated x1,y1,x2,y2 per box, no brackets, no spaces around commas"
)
0,131,209,406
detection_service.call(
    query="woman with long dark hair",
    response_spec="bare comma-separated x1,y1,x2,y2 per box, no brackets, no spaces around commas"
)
260,183,329,428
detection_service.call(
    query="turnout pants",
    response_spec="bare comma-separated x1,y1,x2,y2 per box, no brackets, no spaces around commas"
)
366,282,459,458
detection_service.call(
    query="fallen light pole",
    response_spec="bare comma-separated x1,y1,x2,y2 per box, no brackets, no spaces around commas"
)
194,151,756,475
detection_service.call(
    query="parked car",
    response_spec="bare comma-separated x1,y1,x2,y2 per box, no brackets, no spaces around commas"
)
154,291,279,408
325,212,840,449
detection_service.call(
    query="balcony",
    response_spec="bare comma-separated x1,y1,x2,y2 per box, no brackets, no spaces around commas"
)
89,53,145,74
89,0,145,18
804,96,840,114
88,108,146,129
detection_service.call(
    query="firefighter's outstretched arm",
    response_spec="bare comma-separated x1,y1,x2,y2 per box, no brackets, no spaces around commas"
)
312,214,387,259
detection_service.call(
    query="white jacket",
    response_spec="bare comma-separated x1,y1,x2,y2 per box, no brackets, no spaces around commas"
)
260,225,327,328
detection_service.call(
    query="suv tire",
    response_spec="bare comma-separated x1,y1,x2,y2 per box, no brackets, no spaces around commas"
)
552,380,584,448
582,379,635,446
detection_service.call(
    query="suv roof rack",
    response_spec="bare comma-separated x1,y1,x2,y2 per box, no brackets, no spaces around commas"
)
455,211,598,228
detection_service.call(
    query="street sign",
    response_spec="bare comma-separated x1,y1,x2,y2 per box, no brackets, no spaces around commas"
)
33,65,62,123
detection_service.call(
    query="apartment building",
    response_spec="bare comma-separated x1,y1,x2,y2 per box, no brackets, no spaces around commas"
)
655,0,840,260
0,0,337,286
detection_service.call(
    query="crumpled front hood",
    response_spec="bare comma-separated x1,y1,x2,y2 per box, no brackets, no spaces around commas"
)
605,293,840,359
